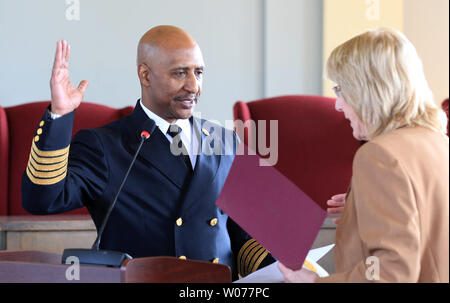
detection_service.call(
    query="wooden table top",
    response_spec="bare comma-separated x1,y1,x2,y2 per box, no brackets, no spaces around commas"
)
0,215,95,231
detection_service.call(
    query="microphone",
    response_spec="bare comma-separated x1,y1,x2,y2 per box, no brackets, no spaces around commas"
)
62,126,156,267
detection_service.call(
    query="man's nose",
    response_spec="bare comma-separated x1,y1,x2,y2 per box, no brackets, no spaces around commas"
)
183,72,200,94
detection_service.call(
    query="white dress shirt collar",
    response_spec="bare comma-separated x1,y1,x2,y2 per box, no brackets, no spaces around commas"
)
139,99,197,169
139,99,192,142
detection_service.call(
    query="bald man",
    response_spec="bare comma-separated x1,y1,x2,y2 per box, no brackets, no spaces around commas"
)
21,26,274,280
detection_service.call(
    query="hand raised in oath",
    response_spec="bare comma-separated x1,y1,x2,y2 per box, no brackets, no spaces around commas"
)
50,40,89,116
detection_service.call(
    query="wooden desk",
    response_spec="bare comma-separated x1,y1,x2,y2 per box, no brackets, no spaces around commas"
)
0,215,96,253
0,215,337,274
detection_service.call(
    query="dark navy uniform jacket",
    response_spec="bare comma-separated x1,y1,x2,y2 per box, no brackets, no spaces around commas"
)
21,101,274,279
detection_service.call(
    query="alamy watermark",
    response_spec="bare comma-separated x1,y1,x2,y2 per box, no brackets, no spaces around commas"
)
65,255,80,281
65,0,80,21
365,256,380,281
169,114,279,166
365,0,380,21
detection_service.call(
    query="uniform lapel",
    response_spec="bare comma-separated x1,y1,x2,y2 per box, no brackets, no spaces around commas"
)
182,117,222,206
124,102,190,189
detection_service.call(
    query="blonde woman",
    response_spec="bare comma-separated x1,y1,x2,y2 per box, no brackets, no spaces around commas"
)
279,28,449,282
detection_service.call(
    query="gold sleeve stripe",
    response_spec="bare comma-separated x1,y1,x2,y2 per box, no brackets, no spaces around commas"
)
237,239,270,277
237,239,272,277
32,140,70,157
29,153,68,171
243,243,260,273
249,248,269,274
237,238,256,275
25,140,69,185
238,239,259,276
243,244,263,274
27,161,67,178
244,243,270,275
31,147,68,164
237,239,256,262
26,166,67,185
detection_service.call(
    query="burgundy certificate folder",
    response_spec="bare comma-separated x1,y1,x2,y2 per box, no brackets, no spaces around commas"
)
216,145,327,270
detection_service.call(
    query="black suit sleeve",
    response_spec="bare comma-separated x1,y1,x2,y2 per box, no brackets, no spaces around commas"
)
21,109,109,214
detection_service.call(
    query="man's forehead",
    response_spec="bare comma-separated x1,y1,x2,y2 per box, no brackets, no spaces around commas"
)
161,46,205,68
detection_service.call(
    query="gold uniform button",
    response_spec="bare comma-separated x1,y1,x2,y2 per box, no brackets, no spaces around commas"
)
176,218,183,226
209,218,218,226
39,121,45,127
179,255,187,260
212,258,220,264
202,128,210,136
37,128,43,135
34,135,40,142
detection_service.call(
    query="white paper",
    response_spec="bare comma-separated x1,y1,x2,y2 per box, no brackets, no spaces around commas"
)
306,244,335,263
234,244,335,283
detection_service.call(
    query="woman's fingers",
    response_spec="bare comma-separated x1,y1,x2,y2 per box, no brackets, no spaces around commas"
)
331,193,347,202
327,199,345,207
332,217,341,224
327,206,344,214
277,262,295,283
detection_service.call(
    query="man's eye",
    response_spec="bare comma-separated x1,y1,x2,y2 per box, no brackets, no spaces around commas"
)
174,71,186,77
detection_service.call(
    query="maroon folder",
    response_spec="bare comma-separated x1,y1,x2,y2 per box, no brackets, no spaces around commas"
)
216,144,327,270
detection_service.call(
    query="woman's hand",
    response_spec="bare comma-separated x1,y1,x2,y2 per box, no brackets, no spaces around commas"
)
327,193,346,224
278,262,319,283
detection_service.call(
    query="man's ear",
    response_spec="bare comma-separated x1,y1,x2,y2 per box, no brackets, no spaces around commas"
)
137,63,151,87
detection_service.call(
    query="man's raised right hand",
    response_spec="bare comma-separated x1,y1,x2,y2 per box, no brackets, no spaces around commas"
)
50,40,89,116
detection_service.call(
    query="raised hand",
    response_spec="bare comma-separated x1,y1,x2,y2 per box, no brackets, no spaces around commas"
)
327,193,346,224
50,40,89,115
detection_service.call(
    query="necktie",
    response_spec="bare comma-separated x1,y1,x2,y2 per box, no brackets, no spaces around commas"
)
167,124,193,172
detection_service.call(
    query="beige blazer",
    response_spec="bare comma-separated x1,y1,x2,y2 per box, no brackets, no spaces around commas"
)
318,127,449,282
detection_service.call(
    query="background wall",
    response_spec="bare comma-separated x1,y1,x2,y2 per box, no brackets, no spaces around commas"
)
0,0,448,125
322,0,449,106
403,0,449,106
0,0,323,126
322,0,404,97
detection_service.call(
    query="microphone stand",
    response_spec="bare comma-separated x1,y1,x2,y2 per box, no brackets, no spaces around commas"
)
62,129,153,267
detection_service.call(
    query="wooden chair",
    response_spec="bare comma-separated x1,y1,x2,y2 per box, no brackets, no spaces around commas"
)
234,95,362,209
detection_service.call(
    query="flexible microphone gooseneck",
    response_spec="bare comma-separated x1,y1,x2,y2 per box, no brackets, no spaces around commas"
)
91,130,151,250
62,127,155,267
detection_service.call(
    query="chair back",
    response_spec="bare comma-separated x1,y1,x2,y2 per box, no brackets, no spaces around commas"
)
0,101,134,215
233,95,362,209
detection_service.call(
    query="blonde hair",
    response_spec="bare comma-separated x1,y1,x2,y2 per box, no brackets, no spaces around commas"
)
326,28,447,139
